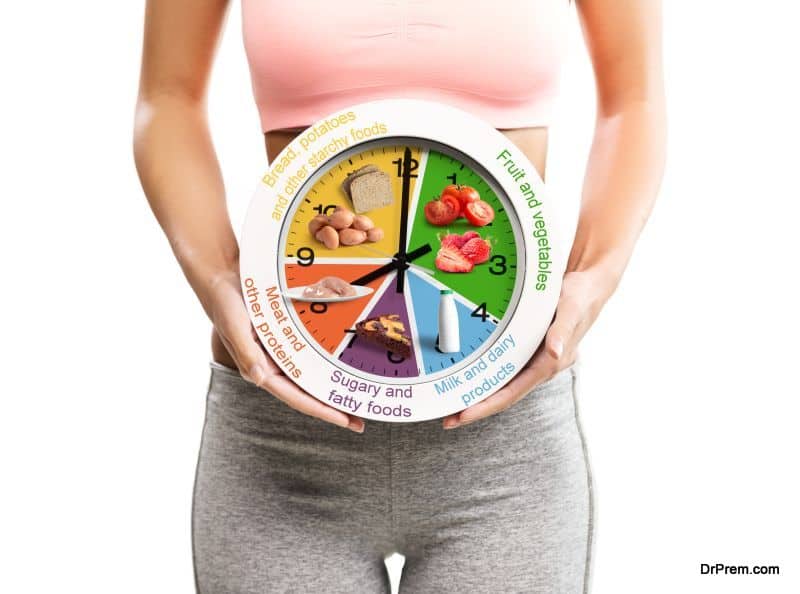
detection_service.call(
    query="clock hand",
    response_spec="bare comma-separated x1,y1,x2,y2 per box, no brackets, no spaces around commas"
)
349,243,432,287
350,259,399,286
404,243,432,262
358,243,434,275
397,147,413,257
394,243,433,294
396,147,413,294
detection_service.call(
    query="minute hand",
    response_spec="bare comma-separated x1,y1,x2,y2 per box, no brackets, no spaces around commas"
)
397,147,413,258
396,147,413,293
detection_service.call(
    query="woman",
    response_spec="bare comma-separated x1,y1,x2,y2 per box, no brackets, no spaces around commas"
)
134,1,665,592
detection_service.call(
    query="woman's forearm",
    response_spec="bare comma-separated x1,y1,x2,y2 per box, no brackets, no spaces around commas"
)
567,98,667,294
133,94,239,315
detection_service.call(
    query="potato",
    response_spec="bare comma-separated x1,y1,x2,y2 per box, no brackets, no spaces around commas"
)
307,214,329,235
328,208,355,230
315,225,339,249
351,214,375,231
366,227,384,243
338,228,367,246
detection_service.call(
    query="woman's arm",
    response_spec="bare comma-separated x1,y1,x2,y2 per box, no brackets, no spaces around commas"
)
133,0,364,432
134,0,236,301
443,0,667,428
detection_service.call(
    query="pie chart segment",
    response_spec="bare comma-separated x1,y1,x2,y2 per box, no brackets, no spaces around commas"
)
407,150,519,319
283,146,423,260
407,270,497,374
284,262,387,354
337,273,420,378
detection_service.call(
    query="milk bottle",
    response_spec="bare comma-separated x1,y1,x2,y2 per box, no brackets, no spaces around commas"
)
438,289,460,353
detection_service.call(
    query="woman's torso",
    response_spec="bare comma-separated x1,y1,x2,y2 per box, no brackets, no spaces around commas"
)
214,1,568,369
242,0,570,132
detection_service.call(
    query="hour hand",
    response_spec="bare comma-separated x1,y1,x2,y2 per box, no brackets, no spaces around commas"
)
405,243,432,263
350,244,431,288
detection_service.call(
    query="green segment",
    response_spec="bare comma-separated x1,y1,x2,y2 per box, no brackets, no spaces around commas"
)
408,150,518,319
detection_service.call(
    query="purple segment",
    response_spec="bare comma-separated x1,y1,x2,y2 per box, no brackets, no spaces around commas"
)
339,275,419,378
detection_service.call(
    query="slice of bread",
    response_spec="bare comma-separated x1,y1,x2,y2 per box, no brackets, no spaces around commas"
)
349,170,394,213
342,165,394,213
342,165,379,198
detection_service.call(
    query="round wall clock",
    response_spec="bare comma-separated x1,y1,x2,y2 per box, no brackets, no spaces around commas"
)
240,99,566,422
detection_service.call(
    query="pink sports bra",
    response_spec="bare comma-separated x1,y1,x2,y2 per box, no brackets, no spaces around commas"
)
242,1,569,132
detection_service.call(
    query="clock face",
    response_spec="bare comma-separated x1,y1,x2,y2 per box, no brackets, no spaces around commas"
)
240,100,564,421
278,139,523,384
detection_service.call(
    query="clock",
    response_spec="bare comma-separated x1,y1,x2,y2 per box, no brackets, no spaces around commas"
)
240,100,566,422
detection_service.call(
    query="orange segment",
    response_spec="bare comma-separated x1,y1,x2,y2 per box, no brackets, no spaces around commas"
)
284,263,388,354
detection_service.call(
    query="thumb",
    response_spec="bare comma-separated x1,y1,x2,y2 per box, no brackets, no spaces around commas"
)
545,299,580,360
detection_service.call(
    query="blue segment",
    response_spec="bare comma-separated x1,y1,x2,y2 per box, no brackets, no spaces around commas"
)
408,271,496,375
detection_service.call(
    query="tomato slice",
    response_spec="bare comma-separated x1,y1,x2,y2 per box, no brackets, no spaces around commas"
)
440,194,461,217
424,199,459,226
463,200,495,227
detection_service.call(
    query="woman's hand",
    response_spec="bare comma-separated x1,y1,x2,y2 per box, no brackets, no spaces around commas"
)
133,0,367,432
442,268,615,430
202,270,366,433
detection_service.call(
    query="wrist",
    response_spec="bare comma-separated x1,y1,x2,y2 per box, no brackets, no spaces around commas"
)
191,266,241,323
565,248,628,301
172,240,241,312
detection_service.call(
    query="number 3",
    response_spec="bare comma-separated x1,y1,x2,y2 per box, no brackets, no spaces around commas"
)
489,255,506,275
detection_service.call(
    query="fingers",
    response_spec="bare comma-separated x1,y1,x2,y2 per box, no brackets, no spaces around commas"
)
260,372,365,433
545,296,580,360
224,324,364,432
214,288,365,433
219,307,273,386
443,301,582,430
444,350,554,429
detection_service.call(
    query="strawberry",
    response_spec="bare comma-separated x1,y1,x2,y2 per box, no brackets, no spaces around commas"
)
439,230,481,250
460,237,492,264
439,232,468,250
435,246,474,273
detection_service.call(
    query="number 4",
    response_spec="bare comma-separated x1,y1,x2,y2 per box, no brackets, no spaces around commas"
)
471,302,488,322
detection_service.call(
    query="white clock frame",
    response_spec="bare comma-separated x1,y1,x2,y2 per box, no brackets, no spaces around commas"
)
240,99,566,422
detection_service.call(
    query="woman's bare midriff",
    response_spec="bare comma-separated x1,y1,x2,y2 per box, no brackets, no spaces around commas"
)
211,126,549,371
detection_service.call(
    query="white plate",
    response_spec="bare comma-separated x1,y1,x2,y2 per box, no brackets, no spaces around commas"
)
285,285,374,303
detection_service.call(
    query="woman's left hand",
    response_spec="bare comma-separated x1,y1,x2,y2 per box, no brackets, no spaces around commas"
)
442,268,615,429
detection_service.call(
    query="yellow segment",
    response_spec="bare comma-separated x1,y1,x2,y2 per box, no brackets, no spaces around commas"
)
284,145,422,259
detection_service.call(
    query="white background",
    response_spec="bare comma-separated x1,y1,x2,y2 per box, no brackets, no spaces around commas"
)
1,2,798,593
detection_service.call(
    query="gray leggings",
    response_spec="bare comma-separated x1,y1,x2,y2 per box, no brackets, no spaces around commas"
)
193,362,594,593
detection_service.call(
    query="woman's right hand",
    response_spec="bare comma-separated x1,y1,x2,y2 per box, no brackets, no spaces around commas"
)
201,270,366,433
